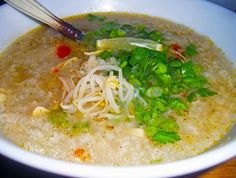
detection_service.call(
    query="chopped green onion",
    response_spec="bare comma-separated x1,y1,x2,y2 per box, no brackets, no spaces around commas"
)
87,14,106,22
156,99,168,112
170,60,182,68
184,43,198,57
146,87,163,98
159,74,171,84
169,98,188,110
129,78,142,88
154,62,167,74
171,84,182,94
181,61,195,77
110,29,126,38
99,51,113,59
148,30,163,43
120,60,128,68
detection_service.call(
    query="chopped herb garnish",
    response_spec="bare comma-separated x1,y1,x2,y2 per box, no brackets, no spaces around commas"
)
169,98,188,110
148,30,163,43
145,87,163,98
153,131,181,144
83,17,216,144
187,93,197,102
87,14,106,22
150,159,163,164
48,107,90,135
184,43,198,57
198,88,217,97
48,107,69,129
72,122,90,135
187,88,216,102
99,51,113,60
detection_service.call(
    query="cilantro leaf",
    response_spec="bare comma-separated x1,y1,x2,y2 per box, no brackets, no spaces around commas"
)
153,131,181,144
187,93,197,102
198,88,217,97
181,61,195,77
184,43,198,57
160,119,179,132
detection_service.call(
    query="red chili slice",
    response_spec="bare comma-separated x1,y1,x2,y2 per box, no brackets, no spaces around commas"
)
172,43,182,51
52,67,60,73
56,44,71,59
171,43,185,60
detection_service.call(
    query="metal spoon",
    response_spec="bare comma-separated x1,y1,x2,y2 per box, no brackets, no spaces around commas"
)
4,0,84,41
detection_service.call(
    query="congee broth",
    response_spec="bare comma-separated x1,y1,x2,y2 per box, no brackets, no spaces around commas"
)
0,12,235,165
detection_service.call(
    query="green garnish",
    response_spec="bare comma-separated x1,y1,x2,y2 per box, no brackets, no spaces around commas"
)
72,122,90,135
107,46,215,144
109,29,126,38
145,87,163,98
153,131,181,144
87,14,106,22
187,88,216,102
154,62,167,74
169,98,188,110
184,43,198,57
82,16,217,144
187,93,197,102
84,15,163,49
48,107,69,129
99,51,113,59
110,46,215,144
198,88,217,97
48,106,90,135
149,30,163,43
150,158,163,164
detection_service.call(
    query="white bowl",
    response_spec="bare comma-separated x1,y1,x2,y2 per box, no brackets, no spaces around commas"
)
0,0,235,177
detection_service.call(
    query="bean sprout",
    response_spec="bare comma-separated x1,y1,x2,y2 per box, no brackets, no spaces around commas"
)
58,55,135,119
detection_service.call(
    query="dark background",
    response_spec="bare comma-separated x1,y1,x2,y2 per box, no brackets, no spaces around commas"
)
0,0,235,178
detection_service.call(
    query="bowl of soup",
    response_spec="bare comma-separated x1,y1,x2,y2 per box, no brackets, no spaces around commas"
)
0,0,235,177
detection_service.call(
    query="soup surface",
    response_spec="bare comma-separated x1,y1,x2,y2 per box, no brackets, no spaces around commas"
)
0,12,235,166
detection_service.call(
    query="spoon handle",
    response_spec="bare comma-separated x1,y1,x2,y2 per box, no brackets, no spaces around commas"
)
4,0,84,41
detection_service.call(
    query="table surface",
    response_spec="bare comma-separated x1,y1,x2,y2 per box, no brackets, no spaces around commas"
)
0,0,235,177
200,158,236,178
